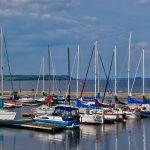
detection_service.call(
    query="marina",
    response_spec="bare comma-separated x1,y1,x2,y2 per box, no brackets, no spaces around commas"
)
1,49,150,150
1,1,150,149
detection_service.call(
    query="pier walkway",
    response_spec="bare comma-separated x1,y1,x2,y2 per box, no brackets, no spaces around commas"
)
0,119,65,134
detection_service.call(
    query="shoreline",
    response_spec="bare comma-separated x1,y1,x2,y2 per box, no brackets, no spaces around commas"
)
1,91,149,100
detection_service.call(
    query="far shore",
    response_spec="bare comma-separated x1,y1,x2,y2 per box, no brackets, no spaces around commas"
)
1,90,150,100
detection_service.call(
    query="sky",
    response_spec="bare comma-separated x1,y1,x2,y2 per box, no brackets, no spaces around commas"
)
1,0,150,79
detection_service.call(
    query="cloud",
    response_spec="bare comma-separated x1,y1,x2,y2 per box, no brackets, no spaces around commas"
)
137,0,150,4
0,0,75,9
132,41,149,52
40,14,80,24
0,0,76,17
83,16,97,21
136,41,149,49
0,9,21,16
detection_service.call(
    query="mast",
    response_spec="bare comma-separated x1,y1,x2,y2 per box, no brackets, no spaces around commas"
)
68,47,70,104
52,66,55,95
142,49,145,96
49,50,55,95
48,45,51,95
95,41,97,98
0,27,3,98
128,32,132,96
114,46,117,96
77,45,80,98
97,45,100,95
42,56,45,94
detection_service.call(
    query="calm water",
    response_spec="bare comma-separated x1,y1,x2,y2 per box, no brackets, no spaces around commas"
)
0,117,150,150
2,79,150,93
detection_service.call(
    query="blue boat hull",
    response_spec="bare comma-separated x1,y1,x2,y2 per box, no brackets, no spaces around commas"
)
33,118,80,128
139,111,150,118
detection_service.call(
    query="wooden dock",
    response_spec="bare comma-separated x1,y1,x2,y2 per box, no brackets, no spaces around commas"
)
0,119,65,134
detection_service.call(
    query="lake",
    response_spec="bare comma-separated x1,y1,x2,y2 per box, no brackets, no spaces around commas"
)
2,78,150,93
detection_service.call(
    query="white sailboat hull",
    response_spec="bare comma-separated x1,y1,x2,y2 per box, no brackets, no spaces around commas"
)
32,105,54,115
80,114,104,124
0,110,16,120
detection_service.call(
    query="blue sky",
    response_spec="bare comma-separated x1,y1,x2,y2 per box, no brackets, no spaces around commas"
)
1,0,150,78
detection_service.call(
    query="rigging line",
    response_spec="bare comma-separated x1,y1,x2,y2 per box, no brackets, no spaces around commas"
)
65,48,77,101
49,49,55,94
102,50,114,103
3,34,14,94
34,57,43,99
80,45,95,98
98,51,113,94
48,49,59,94
49,50,61,95
130,52,142,94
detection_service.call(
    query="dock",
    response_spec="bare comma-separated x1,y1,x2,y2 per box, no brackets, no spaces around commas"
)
0,119,65,134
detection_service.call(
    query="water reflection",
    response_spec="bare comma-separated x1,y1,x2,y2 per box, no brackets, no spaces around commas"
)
0,129,79,150
79,119,150,150
0,119,150,150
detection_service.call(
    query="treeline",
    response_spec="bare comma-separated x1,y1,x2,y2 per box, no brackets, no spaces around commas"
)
3,75,74,81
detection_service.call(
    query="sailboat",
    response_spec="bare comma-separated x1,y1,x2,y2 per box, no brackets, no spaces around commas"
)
34,56,51,105
76,43,113,109
128,49,150,105
127,33,150,105
0,28,22,108
119,33,145,118
48,47,65,102
3,100,22,108
0,27,16,120
96,48,127,121
76,42,101,105
31,47,55,115
78,41,100,102
75,43,105,124
113,46,126,105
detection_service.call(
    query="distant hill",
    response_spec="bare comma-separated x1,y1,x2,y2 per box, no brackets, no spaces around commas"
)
2,75,147,81
3,75,74,81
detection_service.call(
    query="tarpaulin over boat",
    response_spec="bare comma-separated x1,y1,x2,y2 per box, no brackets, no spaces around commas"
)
128,96,150,104
76,99,99,108
55,105,78,111
82,93,100,101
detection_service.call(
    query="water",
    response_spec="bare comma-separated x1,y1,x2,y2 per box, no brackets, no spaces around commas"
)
0,118,150,150
2,78,150,93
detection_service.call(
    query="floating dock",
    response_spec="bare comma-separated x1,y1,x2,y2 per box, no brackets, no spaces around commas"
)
0,119,65,134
